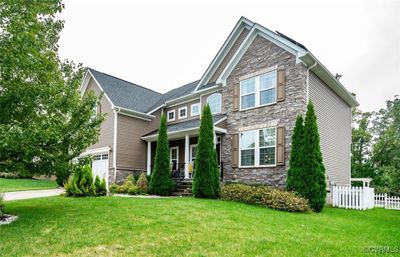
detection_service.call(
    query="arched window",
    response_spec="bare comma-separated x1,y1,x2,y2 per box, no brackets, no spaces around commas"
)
207,93,222,114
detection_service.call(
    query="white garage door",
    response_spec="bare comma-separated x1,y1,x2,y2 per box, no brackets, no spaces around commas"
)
92,153,109,181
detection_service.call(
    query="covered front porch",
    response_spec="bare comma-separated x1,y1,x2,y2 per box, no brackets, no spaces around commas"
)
141,116,226,180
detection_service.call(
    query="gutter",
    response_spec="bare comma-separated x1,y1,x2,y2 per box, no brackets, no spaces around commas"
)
113,107,121,183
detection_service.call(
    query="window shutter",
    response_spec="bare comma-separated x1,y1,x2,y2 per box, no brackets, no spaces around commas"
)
277,69,286,102
276,127,285,165
233,84,240,111
232,133,239,167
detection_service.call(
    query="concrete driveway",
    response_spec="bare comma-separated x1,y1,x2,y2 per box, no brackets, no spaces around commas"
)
3,188,65,201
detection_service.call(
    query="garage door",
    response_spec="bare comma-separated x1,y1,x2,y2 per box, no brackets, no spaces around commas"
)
92,153,109,180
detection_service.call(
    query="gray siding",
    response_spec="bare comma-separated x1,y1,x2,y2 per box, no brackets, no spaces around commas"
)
309,72,352,186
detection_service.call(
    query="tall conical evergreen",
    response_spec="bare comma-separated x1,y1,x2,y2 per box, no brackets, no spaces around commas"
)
192,104,220,198
149,115,175,195
302,101,326,212
286,115,305,192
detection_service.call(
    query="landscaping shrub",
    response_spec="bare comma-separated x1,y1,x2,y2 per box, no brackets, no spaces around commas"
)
0,172,32,179
136,172,148,194
220,184,310,213
149,115,175,195
109,183,119,195
64,165,105,197
193,104,220,199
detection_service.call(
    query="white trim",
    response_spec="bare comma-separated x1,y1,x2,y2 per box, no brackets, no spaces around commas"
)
81,146,111,156
170,146,179,164
118,111,152,122
168,98,199,108
84,70,115,109
184,135,190,179
147,141,151,176
239,70,277,111
190,102,201,117
238,127,277,168
141,124,227,141
113,108,120,182
214,116,227,126
147,104,165,115
178,106,188,119
167,110,175,122
195,17,254,91
115,105,155,119
214,127,227,134
216,24,306,85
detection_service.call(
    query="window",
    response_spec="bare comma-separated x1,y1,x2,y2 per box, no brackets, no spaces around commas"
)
191,103,200,116
240,127,276,167
178,107,187,119
240,71,277,110
170,147,179,171
207,93,222,114
167,110,175,122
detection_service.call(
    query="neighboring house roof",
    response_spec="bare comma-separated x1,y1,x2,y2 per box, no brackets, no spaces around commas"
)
88,68,163,113
142,114,226,138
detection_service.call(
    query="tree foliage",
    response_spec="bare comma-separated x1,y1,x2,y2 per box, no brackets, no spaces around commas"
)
293,102,326,212
149,115,174,196
0,1,104,184
192,104,220,199
286,115,304,192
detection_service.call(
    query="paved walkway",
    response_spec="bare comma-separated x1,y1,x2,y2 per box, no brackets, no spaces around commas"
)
3,188,65,201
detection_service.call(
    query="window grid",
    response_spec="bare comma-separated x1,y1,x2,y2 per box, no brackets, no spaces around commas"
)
240,71,277,111
239,127,276,167
191,103,200,116
167,110,175,122
178,107,187,119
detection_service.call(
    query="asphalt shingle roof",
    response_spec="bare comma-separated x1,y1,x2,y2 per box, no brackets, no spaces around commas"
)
142,114,226,137
89,68,163,113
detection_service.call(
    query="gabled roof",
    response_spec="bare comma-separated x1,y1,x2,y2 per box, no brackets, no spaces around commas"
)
83,68,163,113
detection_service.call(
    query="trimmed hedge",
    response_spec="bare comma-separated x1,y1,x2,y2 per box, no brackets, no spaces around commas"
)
220,183,310,213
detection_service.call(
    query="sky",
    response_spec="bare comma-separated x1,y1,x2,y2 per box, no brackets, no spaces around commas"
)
58,0,400,112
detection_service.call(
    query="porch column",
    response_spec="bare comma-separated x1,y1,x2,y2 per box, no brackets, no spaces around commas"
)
147,141,151,175
184,134,190,179
214,131,217,149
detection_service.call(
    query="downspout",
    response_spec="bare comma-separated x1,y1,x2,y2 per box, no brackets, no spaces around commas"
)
306,61,318,104
113,107,121,183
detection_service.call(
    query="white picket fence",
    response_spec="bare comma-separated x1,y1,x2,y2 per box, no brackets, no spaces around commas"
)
375,194,400,210
332,186,375,210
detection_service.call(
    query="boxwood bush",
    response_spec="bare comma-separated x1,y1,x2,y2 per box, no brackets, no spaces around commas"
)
220,183,310,213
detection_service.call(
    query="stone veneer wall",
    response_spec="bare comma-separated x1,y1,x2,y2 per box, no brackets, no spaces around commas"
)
222,35,307,187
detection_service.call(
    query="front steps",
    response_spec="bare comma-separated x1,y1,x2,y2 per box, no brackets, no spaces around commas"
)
172,179,193,196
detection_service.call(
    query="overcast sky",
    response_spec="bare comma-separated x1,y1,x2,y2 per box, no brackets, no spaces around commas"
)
58,0,399,112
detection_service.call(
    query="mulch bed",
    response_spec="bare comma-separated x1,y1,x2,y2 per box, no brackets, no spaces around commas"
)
0,214,18,225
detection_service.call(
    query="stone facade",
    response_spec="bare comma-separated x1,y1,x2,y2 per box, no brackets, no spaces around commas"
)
221,35,308,187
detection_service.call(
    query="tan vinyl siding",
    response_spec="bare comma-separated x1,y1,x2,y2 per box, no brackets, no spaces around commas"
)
84,77,114,168
116,110,161,171
209,28,250,83
166,99,201,124
309,71,352,186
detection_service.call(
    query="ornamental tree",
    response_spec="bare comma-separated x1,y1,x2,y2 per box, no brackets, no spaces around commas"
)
286,115,305,192
149,115,175,195
301,101,327,212
0,1,104,185
192,104,220,198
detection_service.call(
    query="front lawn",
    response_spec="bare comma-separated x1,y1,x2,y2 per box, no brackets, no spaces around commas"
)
1,197,399,257
0,178,58,192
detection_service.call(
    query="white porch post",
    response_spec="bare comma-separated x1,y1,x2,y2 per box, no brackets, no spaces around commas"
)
184,134,190,179
214,130,217,149
147,141,151,175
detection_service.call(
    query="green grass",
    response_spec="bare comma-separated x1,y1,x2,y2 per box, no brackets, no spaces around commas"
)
0,178,58,192
0,197,399,257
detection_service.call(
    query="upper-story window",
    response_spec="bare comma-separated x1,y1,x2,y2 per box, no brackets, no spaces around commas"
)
167,110,175,122
191,103,200,116
207,93,222,114
178,107,187,119
240,71,277,110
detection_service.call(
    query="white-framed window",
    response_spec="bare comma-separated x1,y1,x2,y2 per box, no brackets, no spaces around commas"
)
240,71,277,110
167,110,175,122
178,106,187,119
191,103,200,116
239,127,276,167
170,146,179,170
207,93,222,114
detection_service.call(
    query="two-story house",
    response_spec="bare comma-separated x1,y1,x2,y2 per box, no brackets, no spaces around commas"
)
80,17,358,190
